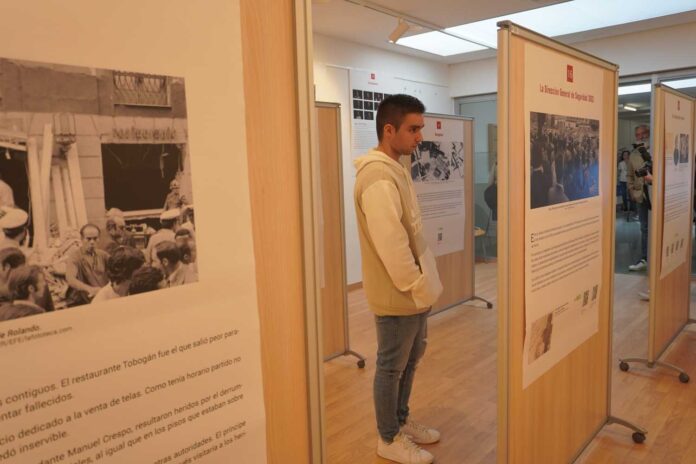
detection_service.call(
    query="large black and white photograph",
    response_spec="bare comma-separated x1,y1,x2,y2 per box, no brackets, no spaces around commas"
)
411,141,465,183
0,57,197,323
529,111,600,209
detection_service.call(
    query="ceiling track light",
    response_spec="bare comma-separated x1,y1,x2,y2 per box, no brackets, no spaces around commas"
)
389,18,410,43
622,105,637,112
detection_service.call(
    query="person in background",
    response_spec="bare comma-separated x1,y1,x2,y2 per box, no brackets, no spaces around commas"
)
65,224,109,306
145,209,179,267
0,265,46,321
0,206,29,251
0,238,55,313
627,125,652,272
92,246,145,303
617,150,630,213
164,179,187,211
0,172,15,208
128,266,166,295
155,241,197,287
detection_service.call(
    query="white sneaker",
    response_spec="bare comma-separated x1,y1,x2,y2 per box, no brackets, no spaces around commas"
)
628,259,647,271
638,290,650,301
401,419,441,444
377,432,434,464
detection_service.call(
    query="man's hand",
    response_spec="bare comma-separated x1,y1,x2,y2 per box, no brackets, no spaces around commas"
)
645,173,653,184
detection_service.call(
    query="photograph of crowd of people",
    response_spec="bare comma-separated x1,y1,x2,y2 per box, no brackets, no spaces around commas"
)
529,112,600,209
0,57,197,323
411,141,465,183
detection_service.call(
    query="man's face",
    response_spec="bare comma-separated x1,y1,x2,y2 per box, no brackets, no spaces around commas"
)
388,113,424,156
30,273,46,301
635,126,649,143
81,227,100,252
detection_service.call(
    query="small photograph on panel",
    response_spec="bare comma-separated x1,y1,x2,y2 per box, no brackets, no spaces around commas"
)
679,134,689,163
353,89,363,99
411,141,464,183
364,111,374,121
353,99,363,110
0,57,198,324
529,111,600,209
673,134,680,166
527,313,554,363
374,92,384,102
354,110,364,120
364,91,373,100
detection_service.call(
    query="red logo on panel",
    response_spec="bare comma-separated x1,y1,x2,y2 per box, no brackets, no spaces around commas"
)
567,65,574,83
436,121,442,130
371,73,376,80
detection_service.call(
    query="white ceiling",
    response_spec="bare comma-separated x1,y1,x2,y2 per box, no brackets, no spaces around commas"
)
312,0,696,64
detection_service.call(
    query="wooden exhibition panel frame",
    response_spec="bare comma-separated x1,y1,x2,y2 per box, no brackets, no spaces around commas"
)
316,102,350,359
423,113,476,314
497,22,619,464
648,85,696,362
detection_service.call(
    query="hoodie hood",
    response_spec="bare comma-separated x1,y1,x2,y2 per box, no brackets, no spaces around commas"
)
354,148,405,173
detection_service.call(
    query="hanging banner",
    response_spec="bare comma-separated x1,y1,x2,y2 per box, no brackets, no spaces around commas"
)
410,115,466,256
522,42,604,388
659,92,694,279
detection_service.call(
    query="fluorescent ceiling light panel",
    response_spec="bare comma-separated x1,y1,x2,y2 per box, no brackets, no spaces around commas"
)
618,84,651,95
622,105,637,111
397,30,487,55
399,0,696,56
662,77,696,89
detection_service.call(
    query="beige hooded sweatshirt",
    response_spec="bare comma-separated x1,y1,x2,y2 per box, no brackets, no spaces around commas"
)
354,148,443,316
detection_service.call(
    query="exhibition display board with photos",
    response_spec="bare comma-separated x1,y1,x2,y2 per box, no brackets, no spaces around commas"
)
0,2,267,463
497,21,635,464
409,114,475,311
648,85,695,363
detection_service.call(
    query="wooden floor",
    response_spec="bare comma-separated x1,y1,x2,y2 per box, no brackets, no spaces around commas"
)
324,262,696,463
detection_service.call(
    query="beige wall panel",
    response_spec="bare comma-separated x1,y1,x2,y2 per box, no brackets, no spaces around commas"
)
317,104,348,358
241,1,312,462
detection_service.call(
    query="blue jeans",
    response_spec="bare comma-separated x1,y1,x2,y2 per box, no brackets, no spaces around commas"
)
638,201,649,261
374,311,429,443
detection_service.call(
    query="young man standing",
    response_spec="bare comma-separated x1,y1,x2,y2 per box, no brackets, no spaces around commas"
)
354,94,443,464
626,124,652,272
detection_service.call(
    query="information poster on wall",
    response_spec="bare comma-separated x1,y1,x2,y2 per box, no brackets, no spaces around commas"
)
0,2,267,463
410,115,466,256
349,69,449,159
522,42,604,388
659,91,694,279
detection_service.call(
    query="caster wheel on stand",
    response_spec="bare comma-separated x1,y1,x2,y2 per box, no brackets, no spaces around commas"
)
619,361,629,372
632,432,646,444
679,372,690,383
357,359,366,369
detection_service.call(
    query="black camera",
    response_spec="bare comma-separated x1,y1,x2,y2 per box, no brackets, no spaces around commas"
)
635,163,652,178
632,142,652,177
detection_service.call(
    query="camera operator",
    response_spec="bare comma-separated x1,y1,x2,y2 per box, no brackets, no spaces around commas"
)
626,124,652,273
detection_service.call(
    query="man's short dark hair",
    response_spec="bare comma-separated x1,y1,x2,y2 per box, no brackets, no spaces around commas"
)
376,94,425,142
155,241,181,265
128,266,165,295
0,247,26,270
3,225,26,240
106,246,145,284
8,265,42,300
80,223,101,238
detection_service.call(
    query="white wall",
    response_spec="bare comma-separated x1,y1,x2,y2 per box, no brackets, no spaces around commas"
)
314,34,452,284
450,21,696,97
